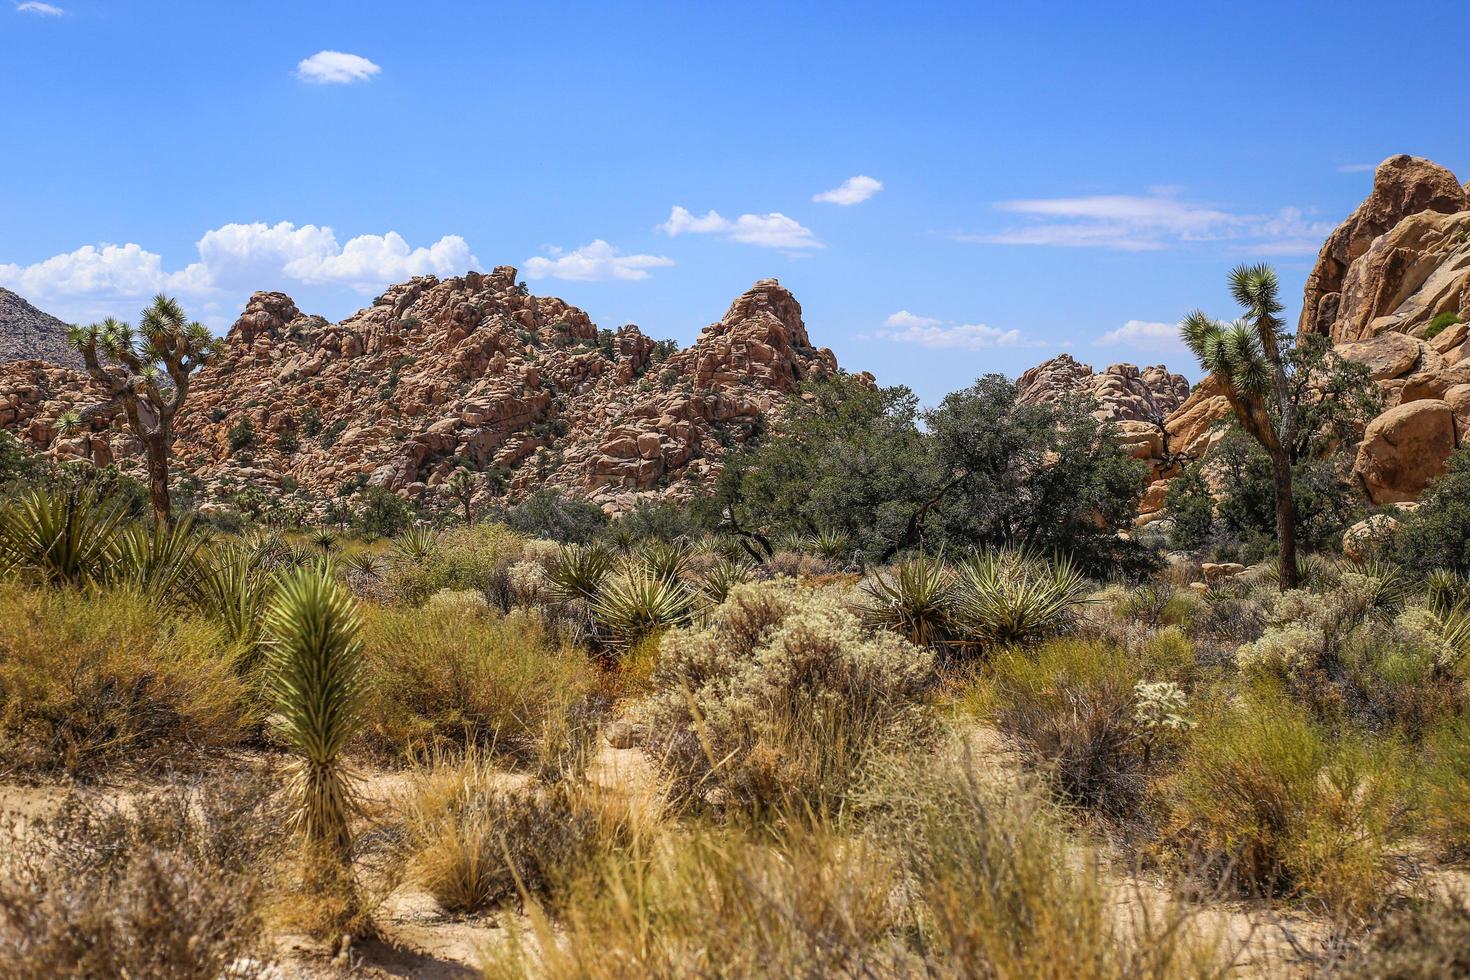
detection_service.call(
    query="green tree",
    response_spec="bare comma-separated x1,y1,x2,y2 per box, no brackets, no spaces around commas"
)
355,485,416,538
68,295,223,527
1396,444,1470,576
1181,265,1301,587
443,467,482,526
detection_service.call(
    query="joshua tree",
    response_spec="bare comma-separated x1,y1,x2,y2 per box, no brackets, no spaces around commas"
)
68,295,223,527
1181,264,1300,589
263,564,367,896
444,467,482,526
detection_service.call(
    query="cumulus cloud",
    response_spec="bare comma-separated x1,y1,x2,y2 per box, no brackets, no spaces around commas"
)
658,206,823,249
958,189,1334,253
15,2,63,14
296,50,381,84
523,240,674,282
813,175,883,206
0,221,478,323
877,310,1022,350
1093,319,1185,353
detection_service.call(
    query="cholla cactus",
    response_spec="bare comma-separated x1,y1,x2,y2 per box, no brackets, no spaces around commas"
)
1134,680,1194,767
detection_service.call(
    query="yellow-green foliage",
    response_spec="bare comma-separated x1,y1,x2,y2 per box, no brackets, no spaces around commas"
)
1424,713,1470,858
359,603,599,766
1158,693,1407,917
638,581,935,819
383,523,525,606
0,583,247,778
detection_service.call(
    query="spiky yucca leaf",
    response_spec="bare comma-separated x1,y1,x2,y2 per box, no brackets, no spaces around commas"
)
1428,570,1470,618
340,550,386,580
196,543,277,658
951,549,1090,648
861,552,955,648
391,526,439,564
805,528,851,563
107,517,207,599
0,487,126,588
263,564,367,860
547,543,615,602
590,572,696,648
699,557,752,605
636,538,692,582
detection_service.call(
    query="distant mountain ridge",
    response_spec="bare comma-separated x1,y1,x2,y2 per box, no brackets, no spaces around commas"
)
0,287,81,371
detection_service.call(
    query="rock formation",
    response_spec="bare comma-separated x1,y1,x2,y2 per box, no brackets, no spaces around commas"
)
0,287,82,371
0,269,838,517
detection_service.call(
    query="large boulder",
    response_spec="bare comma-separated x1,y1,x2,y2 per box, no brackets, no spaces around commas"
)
1342,513,1402,562
1300,155,1469,339
1353,399,1459,504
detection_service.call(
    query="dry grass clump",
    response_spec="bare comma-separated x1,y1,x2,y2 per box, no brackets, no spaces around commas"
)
486,749,1232,979
1156,692,1408,918
0,768,286,979
638,580,936,819
1422,713,1470,858
0,582,248,779
1340,895,1470,979
359,603,602,769
391,751,638,916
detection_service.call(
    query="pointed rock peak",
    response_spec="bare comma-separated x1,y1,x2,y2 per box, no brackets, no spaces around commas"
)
715,278,812,349
228,291,305,346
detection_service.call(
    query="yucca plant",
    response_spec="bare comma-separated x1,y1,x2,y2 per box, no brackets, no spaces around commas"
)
1428,570,1470,618
263,564,367,864
804,528,851,563
699,557,752,606
106,517,207,599
636,538,692,583
547,543,615,602
340,550,386,580
951,549,1091,648
309,526,339,555
391,526,439,564
0,487,126,587
590,572,696,648
196,542,277,664
861,552,955,648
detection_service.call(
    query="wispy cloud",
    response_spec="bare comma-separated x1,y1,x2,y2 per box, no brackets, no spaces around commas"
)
658,206,823,249
1093,319,1189,355
877,310,1023,350
957,189,1334,253
1335,162,1377,174
523,240,673,281
813,175,883,206
296,50,381,84
15,2,63,14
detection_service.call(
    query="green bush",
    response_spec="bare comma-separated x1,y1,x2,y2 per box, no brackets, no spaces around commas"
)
227,416,255,452
1396,444,1470,576
506,489,608,543
354,485,417,538
383,523,524,606
1426,310,1463,339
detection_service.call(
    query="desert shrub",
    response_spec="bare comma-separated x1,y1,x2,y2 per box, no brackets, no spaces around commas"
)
986,639,1169,816
1423,713,1470,858
391,752,633,915
860,552,955,648
588,570,697,649
354,485,416,538
486,821,902,978
638,581,935,819
0,486,128,587
382,523,523,606
506,488,608,543
0,770,284,979
949,548,1091,649
1158,693,1407,917
227,416,255,451
359,604,600,767
1426,310,1463,338
854,753,1231,979
1341,894,1470,979
0,584,248,779
1397,446,1470,577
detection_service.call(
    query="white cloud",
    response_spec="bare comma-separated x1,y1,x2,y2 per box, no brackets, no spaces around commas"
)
296,50,381,84
15,2,63,14
0,222,478,323
658,206,823,249
960,189,1335,253
523,240,674,281
1093,319,1184,353
813,175,883,206
1336,162,1377,174
878,310,1021,350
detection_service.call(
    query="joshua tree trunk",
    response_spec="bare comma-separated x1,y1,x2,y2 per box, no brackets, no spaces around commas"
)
1270,447,1298,589
144,433,173,528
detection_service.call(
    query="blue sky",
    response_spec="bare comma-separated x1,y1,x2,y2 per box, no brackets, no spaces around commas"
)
3,1,1467,404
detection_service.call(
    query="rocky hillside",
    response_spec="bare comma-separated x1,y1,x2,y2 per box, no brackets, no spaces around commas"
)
1016,354,1191,467
1,269,838,515
0,287,81,371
